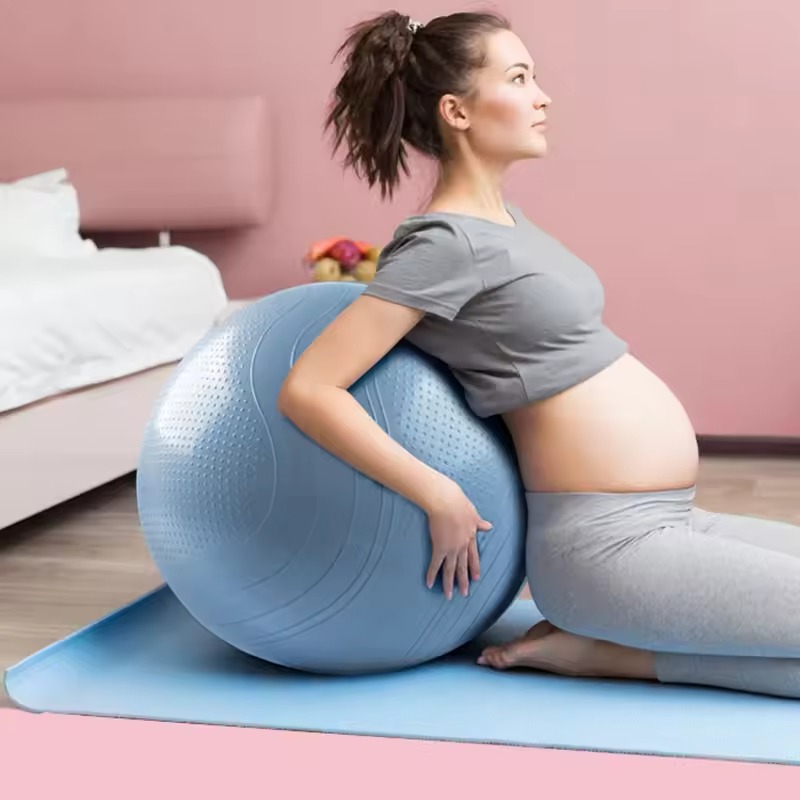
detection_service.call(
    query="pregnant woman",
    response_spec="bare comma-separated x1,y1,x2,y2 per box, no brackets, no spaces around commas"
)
278,10,800,697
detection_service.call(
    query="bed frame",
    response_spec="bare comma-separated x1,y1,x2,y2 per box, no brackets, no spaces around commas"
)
0,96,270,532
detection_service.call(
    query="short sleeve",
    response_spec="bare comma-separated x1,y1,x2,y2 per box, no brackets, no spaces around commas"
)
361,220,482,321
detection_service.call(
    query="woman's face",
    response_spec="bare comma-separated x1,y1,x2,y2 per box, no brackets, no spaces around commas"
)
442,29,552,164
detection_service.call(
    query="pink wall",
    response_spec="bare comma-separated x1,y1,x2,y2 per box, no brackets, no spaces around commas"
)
2,0,799,437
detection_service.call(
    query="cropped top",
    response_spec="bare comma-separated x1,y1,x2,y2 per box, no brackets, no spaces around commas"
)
361,204,629,418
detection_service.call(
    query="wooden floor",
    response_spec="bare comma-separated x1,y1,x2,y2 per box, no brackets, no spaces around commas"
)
2,455,800,706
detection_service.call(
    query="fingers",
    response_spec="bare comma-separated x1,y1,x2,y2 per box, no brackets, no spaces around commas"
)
442,554,457,600
427,522,488,599
436,542,479,600
456,549,470,597
426,552,444,590
468,537,481,582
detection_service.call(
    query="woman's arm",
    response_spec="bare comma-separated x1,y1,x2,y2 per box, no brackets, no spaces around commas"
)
277,294,457,513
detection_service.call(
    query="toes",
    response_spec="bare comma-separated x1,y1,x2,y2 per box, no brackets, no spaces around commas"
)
478,622,558,671
477,646,509,669
479,643,525,670
482,634,550,670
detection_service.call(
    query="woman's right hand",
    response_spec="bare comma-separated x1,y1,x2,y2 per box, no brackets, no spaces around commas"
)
424,479,493,600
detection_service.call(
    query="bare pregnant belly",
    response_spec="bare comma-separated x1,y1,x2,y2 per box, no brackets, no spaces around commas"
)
503,354,700,493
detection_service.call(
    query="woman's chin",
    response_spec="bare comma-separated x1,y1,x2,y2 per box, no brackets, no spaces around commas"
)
522,140,548,159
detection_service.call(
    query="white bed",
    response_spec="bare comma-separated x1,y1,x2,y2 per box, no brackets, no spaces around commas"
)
0,95,269,531
1,245,229,414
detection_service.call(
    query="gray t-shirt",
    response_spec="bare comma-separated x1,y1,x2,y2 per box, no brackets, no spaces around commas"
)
362,204,628,418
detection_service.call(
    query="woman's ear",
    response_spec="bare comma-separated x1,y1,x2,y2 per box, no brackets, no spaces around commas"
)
438,94,471,132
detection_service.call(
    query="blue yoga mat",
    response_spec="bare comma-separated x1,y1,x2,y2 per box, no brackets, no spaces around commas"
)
5,587,799,764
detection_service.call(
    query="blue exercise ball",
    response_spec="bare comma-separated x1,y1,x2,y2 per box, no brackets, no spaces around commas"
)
136,281,527,675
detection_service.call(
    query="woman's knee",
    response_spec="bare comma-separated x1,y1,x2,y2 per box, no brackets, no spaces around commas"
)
527,579,611,639
525,540,654,642
525,551,606,636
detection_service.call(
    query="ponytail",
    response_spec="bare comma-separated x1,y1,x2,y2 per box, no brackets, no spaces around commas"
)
325,12,416,200
325,10,510,200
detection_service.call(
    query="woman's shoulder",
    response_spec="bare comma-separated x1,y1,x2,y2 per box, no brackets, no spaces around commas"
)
384,212,476,259
361,213,483,321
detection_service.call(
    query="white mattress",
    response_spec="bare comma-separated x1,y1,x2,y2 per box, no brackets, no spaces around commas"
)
1,245,230,413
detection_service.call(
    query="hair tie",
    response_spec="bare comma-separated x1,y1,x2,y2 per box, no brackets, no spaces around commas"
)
407,18,424,34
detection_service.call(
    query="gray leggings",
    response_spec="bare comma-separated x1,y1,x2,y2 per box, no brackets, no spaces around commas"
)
525,485,800,698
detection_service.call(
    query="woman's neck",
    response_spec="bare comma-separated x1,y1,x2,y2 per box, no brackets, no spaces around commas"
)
426,156,511,223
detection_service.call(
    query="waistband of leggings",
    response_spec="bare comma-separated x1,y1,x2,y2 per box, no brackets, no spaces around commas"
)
524,483,697,531
524,484,697,500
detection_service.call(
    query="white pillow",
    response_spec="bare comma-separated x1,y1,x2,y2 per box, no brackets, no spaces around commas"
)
0,168,97,258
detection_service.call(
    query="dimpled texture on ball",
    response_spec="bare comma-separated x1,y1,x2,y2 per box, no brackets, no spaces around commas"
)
137,282,527,675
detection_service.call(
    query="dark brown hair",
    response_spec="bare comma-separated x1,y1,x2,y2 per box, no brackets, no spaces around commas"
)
324,10,511,200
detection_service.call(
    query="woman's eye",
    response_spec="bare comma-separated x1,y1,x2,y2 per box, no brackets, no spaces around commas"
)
513,73,526,84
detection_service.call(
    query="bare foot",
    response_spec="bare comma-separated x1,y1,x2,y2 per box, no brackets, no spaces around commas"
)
477,620,656,680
